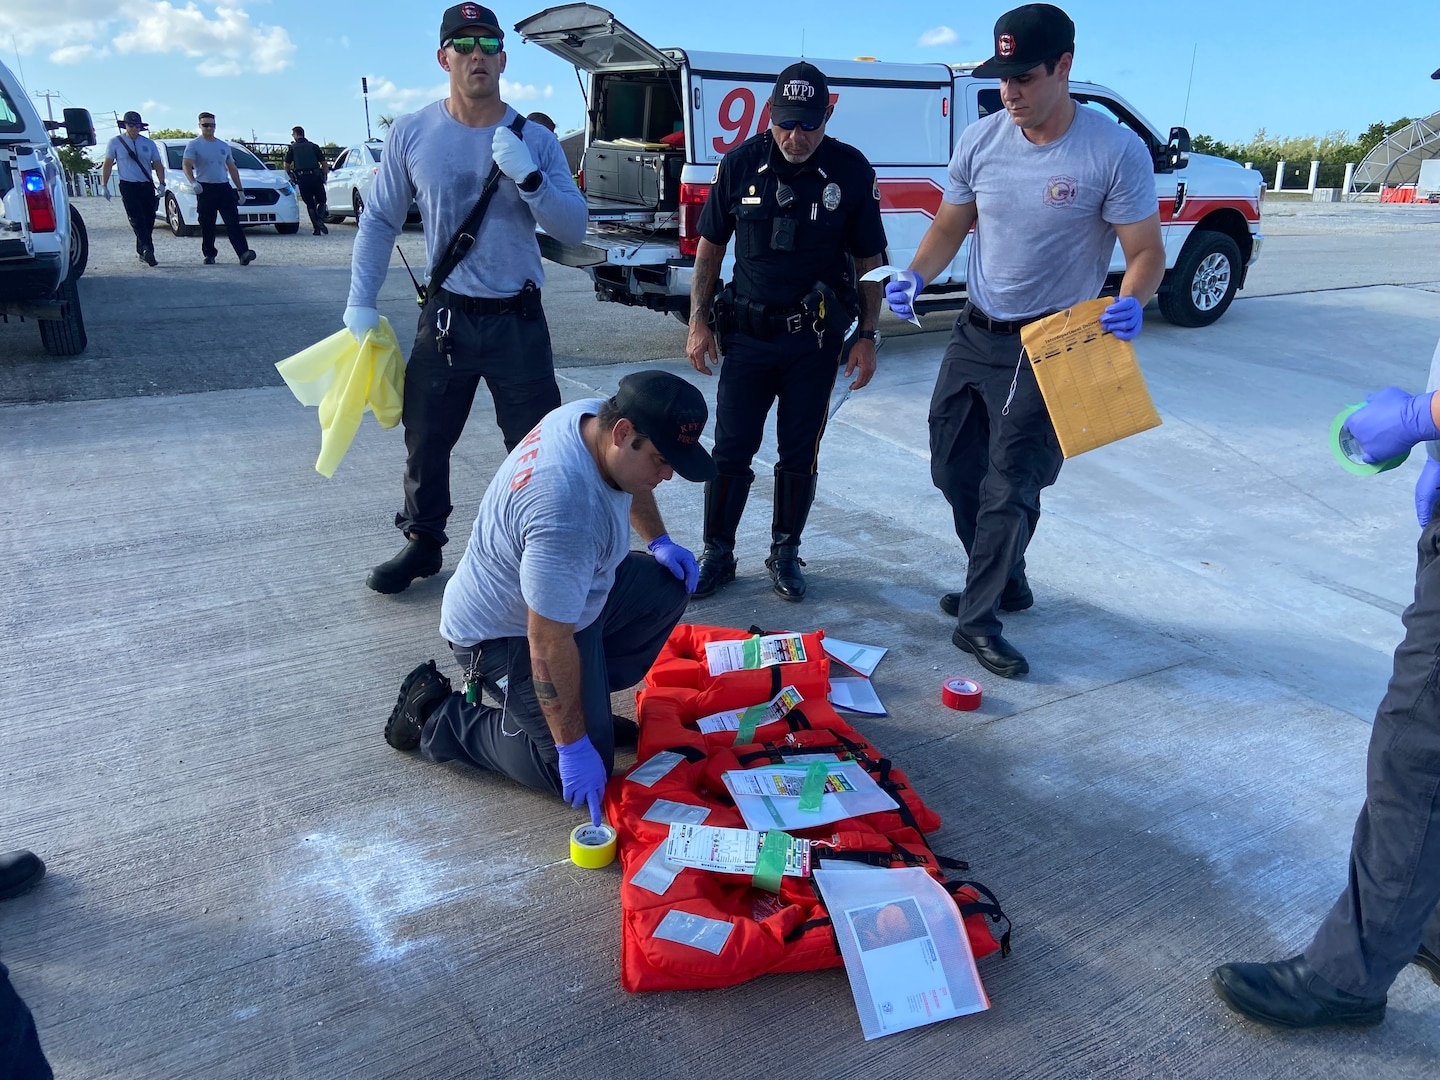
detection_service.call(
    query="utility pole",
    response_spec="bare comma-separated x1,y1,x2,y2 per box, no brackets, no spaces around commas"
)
32,89,60,122
362,77,372,141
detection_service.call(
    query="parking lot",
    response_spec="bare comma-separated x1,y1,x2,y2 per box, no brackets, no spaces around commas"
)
2,196,1440,1079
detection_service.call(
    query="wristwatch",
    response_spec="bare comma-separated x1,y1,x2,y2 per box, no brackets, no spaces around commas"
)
857,329,879,342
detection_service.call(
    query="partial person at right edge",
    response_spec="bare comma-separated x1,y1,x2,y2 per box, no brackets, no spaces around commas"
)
1211,340,1440,1030
383,372,711,825
345,3,586,596
885,3,1164,679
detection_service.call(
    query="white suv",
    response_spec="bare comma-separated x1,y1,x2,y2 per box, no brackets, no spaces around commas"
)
0,58,94,355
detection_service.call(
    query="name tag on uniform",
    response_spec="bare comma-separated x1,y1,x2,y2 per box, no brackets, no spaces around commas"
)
740,196,762,205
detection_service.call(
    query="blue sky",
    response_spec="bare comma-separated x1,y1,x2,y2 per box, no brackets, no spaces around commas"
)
3,1,1436,148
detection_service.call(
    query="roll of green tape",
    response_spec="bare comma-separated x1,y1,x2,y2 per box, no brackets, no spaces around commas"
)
1330,404,1409,477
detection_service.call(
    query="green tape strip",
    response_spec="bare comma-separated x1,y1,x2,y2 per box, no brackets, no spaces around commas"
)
752,830,788,894
734,704,766,746
740,635,762,669
797,762,829,813
1331,403,1409,477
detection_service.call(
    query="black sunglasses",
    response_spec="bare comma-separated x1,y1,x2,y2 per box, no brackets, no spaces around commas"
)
199,122,216,128
446,36,502,55
777,119,821,132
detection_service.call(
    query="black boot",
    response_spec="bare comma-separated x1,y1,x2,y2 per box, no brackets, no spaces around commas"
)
692,474,751,600
766,469,817,602
367,535,443,594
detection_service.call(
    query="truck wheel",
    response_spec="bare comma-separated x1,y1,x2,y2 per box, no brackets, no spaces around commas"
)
38,276,88,357
167,194,198,237
275,222,300,234
68,206,89,280
1158,230,1242,328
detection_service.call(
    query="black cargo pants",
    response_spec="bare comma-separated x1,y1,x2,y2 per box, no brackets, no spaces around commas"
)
418,553,688,794
195,183,249,259
117,179,157,257
928,309,1064,638
1305,512,1440,997
397,289,561,546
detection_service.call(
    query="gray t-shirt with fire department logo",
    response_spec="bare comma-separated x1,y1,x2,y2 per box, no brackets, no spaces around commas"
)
944,103,1156,321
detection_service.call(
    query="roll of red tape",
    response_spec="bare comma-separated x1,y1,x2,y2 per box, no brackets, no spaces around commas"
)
941,677,982,711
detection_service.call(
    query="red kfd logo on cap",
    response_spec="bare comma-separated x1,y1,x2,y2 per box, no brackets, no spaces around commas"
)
460,2,482,19
998,33,1015,57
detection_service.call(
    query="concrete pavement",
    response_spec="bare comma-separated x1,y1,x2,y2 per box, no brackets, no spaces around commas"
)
2,199,1440,1078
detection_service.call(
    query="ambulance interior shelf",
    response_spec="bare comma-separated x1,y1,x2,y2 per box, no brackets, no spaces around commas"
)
583,69,685,212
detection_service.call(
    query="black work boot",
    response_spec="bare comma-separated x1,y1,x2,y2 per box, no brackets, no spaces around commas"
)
0,850,46,901
691,474,752,600
1210,955,1385,1029
367,535,443,594
384,660,452,751
765,469,817,602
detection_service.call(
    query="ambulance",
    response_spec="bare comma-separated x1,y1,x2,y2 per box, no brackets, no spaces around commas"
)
515,4,1264,329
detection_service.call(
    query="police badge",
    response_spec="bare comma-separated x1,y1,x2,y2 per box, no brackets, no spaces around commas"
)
822,182,841,211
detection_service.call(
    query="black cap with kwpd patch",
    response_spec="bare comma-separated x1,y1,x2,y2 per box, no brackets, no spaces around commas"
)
973,4,1076,79
613,371,716,483
120,110,147,129
770,61,829,126
440,2,503,46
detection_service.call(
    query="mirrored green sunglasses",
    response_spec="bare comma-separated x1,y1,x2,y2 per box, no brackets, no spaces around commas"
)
446,36,502,55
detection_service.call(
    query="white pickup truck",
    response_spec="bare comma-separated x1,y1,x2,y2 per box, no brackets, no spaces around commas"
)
0,57,94,355
516,4,1264,329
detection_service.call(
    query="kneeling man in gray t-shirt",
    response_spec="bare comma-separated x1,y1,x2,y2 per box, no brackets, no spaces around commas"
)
382,370,715,824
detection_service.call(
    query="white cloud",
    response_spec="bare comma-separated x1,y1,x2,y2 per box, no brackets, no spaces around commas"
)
364,77,450,115
50,44,111,65
114,1,296,74
500,79,553,102
918,26,958,48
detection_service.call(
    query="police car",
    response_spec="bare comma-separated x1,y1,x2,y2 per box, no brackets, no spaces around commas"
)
0,57,94,355
151,137,301,236
323,139,420,225
517,4,1264,329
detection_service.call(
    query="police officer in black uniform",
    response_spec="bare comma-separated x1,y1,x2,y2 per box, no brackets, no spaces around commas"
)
687,62,886,602
285,126,330,235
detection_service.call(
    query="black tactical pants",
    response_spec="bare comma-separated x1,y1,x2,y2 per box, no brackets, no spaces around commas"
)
419,553,688,794
928,309,1064,638
396,291,560,546
1305,513,1440,997
118,179,157,256
195,184,249,259
293,172,326,228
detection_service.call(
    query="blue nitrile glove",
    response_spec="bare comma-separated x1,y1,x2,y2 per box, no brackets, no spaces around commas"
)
343,305,380,343
1099,296,1144,340
556,734,606,825
1346,387,1440,464
103,189,112,201
492,127,538,184
1417,458,1440,527
647,533,699,592
885,270,924,321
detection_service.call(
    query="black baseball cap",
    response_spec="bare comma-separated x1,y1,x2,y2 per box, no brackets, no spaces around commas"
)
770,62,829,126
613,371,716,482
440,3,503,46
973,4,1076,78
120,110,147,129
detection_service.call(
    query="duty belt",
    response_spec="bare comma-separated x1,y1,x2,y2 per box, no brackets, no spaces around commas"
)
440,289,532,316
733,298,811,338
965,303,1059,336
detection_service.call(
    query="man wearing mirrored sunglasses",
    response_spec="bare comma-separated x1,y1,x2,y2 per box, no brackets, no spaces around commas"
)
346,3,587,595
182,112,255,266
687,61,886,604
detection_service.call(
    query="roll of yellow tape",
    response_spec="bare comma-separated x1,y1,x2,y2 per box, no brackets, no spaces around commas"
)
569,823,617,869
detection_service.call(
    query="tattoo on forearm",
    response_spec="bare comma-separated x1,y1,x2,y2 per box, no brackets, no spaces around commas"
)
691,249,719,324
532,658,557,703
855,255,883,327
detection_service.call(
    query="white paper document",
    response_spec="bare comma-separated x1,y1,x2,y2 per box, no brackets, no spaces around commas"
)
829,676,886,716
695,686,802,734
664,823,811,877
823,638,888,678
859,264,922,327
704,633,808,676
726,766,858,799
813,866,989,1040
722,760,898,831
